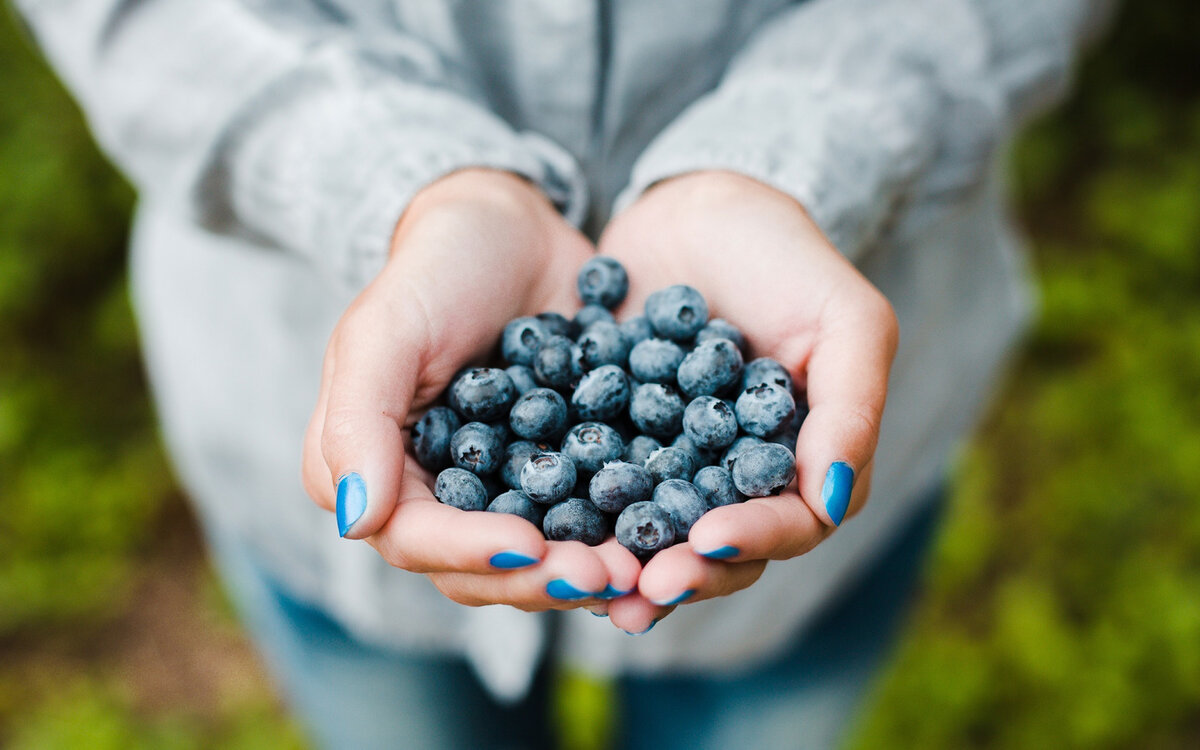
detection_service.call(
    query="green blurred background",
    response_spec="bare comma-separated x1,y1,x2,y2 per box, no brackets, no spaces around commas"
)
1,2,1198,748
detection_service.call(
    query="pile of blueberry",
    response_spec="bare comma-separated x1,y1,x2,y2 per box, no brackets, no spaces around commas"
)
413,257,806,560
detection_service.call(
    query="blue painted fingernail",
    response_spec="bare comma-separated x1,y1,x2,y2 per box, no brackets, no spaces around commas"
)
597,584,629,600
547,579,595,600
822,461,854,526
699,545,739,560
490,551,540,569
626,619,659,636
336,473,367,537
590,610,609,618
654,589,695,607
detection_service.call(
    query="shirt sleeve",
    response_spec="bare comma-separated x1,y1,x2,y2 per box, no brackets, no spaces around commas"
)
14,0,588,287
616,0,1110,262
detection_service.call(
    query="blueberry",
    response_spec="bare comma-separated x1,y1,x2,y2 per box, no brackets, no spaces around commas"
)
682,396,739,450
536,311,574,339
543,497,609,546
741,357,794,393
577,257,629,309
505,365,539,395
628,338,685,384
731,443,797,497
651,479,707,539
449,368,517,421
574,303,615,332
571,365,630,422
623,435,663,467
532,335,581,390
488,420,511,446
677,338,743,399
500,440,545,490
411,406,461,472
721,435,766,472
449,422,504,475
696,318,746,352
628,382,685,437
615,501,676,559
434,468,488,511
561,422,625,475
645,285,709,341
735,383,797,437
589,461,654,514
619,316,654,348
509,387,568,441
501,316,549,367
487,489,545,527
644,446,696,484
576,321,631,370
693,465,742,508
520,451,578,505
670,433,708,469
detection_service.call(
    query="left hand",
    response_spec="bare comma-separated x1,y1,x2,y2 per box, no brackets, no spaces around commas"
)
593,171,899,634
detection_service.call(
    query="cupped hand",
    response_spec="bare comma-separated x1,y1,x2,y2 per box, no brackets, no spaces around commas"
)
596,171,899,633
301,168,641,611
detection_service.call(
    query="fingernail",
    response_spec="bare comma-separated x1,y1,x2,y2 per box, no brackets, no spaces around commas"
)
597,584,630,600
590,610,609,618
336,473,368,537
625,619,659,636
490,551,540,569
547,579,596,600
653,589,694,607
698,545,739,560
822,461,854,526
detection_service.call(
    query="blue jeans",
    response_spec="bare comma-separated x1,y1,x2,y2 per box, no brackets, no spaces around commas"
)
209,491,943,750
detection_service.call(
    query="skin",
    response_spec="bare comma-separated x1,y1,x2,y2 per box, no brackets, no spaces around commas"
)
301,167,898,635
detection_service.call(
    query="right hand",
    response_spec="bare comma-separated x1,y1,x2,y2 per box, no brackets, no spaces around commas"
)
301,168,642,611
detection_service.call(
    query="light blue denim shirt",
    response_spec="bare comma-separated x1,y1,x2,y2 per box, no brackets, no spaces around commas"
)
18,0,1105,699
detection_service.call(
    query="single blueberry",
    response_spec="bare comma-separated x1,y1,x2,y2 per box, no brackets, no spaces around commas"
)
576,321,631,370
571,365,631,422
509,387,568,441
741,357,794,393
628,382,685,437
696,318,746,352
651,479,708,540
645,285,709,342
543,498,609,546
574,303,615,332
449,367,517,422
500,440,545,490
682,396,739,450
577,257,629,309
520,451,578,505
615,501,676,559
619,316,654,347
487,489,546,527
561,421,625,476
721,435,766,472
735,382,797,437
731,443,797,497
532,335,580,391
644,446,696,485
670,433,707,469
693,465,742,508
505,365,539,395
488,420,511,446
623,435,663,467
411,406,461,472
501,316,549,367
589,461,654,514
536,311,574,339
628,338,685,384
449,422,504,475
677,338,744,399
434,468,488,511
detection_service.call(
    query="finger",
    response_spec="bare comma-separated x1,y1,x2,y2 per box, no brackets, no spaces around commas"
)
428,540,611,611
320,287,429,540
301,339,338,512
589,537,643,600
365,470,548,574
793,290,897,527
606,591,670,636
637,541,769,610
686,492,833,562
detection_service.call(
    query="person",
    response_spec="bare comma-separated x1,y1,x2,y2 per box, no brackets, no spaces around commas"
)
16,0,1108,747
